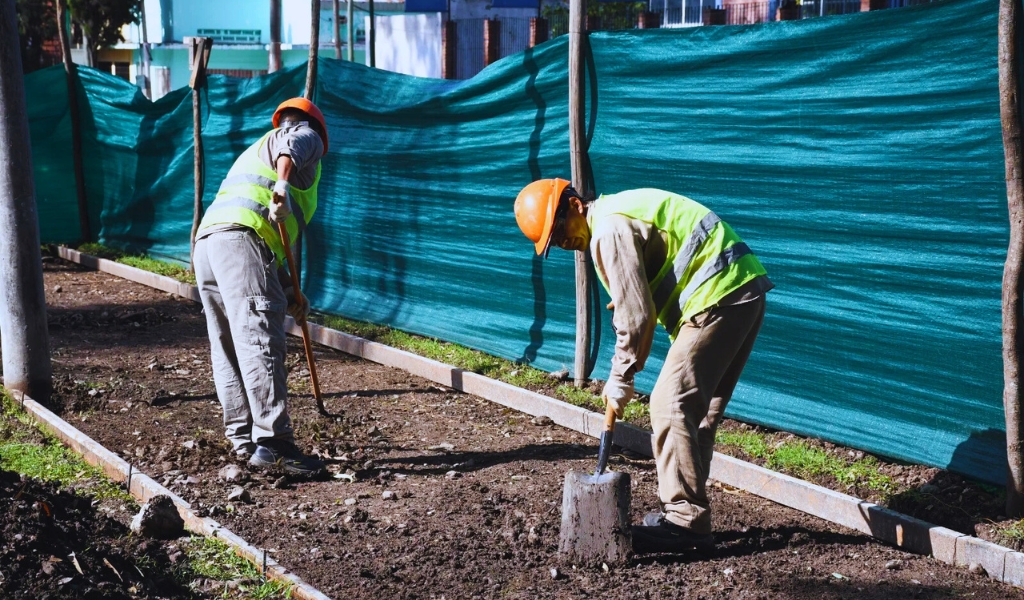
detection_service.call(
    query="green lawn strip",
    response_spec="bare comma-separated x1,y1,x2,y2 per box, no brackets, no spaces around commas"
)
715,429,897,497
2,393,291,598
180,537,292,599
76,242,196,285
0,393,134,504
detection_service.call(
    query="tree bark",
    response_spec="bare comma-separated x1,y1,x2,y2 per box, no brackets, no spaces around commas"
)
0,0,53,402
55,0,90,242
306,0,321,99
569,0,592,387
270,0,282,72
333,0,341,59
1000,0,1024,517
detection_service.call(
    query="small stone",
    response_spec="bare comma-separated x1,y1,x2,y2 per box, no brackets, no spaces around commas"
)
428,443,455,452
363,460,376,470
884,559,902,570
445,470,461,480
382,491,397,501
184,476,200,486
968,562,987,576
218,464,244,482
530,415,554,426
227,486,252,504
130,495,185,539
167,551,183,564
182,440,195,450
344,498,357,506
273,476,289,489
550,567,560,580
546,368,570,381
368,425,381,437
920,483,940,495
53,285,63,293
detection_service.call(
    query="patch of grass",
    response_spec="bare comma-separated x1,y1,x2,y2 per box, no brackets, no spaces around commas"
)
714,428,897,496
1000,520,1024,541
76,243,195,285
181,536,291,599
0,394,135,504
555,384,601,410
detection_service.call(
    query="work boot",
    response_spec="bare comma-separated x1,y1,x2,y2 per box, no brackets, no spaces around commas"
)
631,519,715,556
249,439,325,476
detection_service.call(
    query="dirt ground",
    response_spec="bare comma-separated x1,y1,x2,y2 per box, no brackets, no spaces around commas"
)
20,257,1024,599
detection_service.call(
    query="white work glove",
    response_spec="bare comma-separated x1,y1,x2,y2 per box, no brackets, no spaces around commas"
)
601,377,634,420
284,286,310,322
270,179,291,223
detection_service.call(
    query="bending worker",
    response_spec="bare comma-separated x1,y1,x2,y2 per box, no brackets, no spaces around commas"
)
193,98,328,476
514,180,773,555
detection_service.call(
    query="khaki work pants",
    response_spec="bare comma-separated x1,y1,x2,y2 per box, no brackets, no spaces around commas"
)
650,295,766,534
194,229,294,454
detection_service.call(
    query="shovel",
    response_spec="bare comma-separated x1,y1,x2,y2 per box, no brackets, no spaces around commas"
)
558,404,632,565
276,221,329,418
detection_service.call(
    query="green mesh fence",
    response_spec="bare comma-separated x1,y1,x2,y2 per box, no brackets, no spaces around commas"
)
25,0,1010,483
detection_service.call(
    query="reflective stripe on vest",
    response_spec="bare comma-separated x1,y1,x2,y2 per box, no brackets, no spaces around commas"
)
588,189,768,339
198,131,319,263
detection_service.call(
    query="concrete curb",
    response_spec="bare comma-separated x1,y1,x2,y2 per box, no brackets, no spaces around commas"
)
55,246,1023,588
5,387,333,600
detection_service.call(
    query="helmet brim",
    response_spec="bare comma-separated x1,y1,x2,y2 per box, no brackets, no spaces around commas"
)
533,179,570,257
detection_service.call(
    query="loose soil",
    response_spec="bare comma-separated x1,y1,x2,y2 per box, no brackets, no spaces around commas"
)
18,257,1024,599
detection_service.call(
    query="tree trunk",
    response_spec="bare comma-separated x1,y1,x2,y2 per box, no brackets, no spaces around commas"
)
0,0,53,402
347,0,355,61
334,0,341,59
306,0,321,99
569,0,592,387
270,0,282,72
369,0,375,67
1000,0,1024,517
55,0,90,243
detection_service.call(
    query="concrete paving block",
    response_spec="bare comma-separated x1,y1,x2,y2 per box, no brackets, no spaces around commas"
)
853,503,962,560
1002,551,1024,588
956,535,1009,581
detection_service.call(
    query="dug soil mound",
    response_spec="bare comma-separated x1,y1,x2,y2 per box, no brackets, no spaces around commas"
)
29,258,1024,599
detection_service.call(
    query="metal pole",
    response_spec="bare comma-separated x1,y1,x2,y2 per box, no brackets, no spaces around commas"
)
55,0,90,243
569,0,592,387
369,0,376,67
1000,0,1024,517
0,0,53,402
347,0,355,61
270,0,282,72
140,0,152,98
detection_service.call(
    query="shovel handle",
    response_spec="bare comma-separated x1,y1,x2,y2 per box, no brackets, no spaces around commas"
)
595,404,618,476
276,221,328,417
603,403,617,432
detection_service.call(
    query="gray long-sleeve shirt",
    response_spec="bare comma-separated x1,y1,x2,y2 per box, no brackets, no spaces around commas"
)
590,213,773,389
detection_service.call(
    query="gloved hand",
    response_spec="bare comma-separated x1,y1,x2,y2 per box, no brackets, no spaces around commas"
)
270,180,291,223
601,377,634,420
284,286,310,322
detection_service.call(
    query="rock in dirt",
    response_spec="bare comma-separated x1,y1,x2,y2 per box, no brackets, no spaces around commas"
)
445,470,461,480
549,567,560,580
382,490,397,501
428,443,455,452
344,498,357,506
218,464,245,482
130,495,185,539
920,483,941,495
273,476,290,489
969,562,987,576
885,559,902,570
227,486,253,504
546,368,570,381
530,415,554,426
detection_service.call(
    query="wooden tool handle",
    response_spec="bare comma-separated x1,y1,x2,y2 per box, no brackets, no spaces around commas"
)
276,221,328,417
603,403,617,432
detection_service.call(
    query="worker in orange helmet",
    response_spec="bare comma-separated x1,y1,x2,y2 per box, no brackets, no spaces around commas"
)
193,98,329,476
514,179,773,555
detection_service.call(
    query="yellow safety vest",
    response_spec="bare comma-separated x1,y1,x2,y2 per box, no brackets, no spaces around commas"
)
197,130,320,265
588,189,768,339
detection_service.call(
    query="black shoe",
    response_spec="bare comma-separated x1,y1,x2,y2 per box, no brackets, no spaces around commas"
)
249,439,325,476
631,520,715,556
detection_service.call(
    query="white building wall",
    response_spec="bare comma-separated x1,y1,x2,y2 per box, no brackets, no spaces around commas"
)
371,13,442,78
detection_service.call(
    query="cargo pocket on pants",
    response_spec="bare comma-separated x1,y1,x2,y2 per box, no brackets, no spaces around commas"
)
247,296,286,348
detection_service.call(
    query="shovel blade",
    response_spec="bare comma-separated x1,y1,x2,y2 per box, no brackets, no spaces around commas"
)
558,470,632,565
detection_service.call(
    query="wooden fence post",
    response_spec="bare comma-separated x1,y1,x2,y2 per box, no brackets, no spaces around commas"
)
186,37,212,272
334,0,342,58
569,0,592,387
638,11,660,28
442,20,457,79
484,18,501,66
270,0,282,72
529,17,548,47
306,0,321,99
55,0,90,243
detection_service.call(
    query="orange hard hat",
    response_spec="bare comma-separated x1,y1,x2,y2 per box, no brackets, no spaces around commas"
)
272,97,329,153
514,178,571,257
